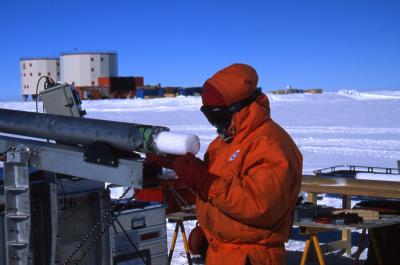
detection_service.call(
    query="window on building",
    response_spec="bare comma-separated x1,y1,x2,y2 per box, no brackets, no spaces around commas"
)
23,63,26,70
91,57,94,61
48,72,51,76
57,72,60,76
38,72,41,76
56,62,60,66
29,63,32,67
30,73,32,76
101,57,104,62
91,81,95,86
24,85,26,88
27,85,29,88
91,68,94,72
23,73,26,77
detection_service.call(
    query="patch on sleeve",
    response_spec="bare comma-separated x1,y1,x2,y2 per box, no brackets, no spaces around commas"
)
228,149,241,161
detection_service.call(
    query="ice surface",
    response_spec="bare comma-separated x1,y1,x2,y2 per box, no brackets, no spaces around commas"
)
1,90,399,264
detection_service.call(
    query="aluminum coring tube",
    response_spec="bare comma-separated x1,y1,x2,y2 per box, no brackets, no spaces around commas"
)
0,108,200,155
0,108,156,153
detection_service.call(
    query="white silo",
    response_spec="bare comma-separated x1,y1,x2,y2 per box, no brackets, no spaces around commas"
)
20,57,60,100
60,51,118,87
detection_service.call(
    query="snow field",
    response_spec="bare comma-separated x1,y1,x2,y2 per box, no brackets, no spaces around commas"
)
1,89,399,264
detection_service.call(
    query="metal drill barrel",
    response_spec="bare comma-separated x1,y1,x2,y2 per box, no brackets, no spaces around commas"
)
0,108,167,153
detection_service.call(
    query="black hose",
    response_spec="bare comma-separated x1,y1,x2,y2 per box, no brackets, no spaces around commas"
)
35,76,47,113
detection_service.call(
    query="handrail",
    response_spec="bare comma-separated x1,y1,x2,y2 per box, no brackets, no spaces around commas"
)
313,165,399,176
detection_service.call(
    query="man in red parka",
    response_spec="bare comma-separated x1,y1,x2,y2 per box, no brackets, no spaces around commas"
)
147,63,303,265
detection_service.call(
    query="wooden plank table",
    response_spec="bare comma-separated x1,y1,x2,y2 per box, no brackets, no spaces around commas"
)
301,175,400,199
299,175,400,265
294,215,400,265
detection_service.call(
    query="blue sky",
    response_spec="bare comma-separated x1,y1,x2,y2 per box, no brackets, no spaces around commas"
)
0,0,399,99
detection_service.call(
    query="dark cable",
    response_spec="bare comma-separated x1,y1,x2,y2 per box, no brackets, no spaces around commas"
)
62,188,133,265
35,76,47,113
35,76,57,113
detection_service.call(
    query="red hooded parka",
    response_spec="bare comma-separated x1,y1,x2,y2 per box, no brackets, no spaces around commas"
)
197,64,303,265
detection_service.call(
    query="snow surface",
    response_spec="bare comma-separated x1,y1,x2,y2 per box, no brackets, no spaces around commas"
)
1,90,399,264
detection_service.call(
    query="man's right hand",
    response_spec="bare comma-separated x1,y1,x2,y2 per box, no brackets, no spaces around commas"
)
145,153,218,202
145,153,177,169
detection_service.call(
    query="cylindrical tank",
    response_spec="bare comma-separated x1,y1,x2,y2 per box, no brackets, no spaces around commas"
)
19,57,60,99
60,51,118,87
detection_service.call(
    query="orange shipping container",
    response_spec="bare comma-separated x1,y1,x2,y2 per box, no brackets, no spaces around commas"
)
98,77,111,87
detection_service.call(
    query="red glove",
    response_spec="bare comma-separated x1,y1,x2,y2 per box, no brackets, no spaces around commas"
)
188,224,208,256
145,153,217,201
145,153,176,169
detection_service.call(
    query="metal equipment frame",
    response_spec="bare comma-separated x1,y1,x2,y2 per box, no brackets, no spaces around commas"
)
1,134,145,265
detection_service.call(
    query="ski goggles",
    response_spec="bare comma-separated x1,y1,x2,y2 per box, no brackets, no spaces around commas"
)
200,90,262,129
200,105,233,128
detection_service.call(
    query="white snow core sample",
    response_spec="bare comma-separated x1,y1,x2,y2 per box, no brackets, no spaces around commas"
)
154,131,200,155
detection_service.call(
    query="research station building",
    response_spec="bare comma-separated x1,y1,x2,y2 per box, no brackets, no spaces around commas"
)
60,51,118,87
20,57,60,100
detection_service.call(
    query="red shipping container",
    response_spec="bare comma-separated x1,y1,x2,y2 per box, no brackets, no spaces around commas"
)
99,76,143,88
75,87,85,99
134,76,144,87
98,77,111,87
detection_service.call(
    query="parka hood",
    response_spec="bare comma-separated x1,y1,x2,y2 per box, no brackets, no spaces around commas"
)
205,63,259,106
204,63,270,143
230,94,271,144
